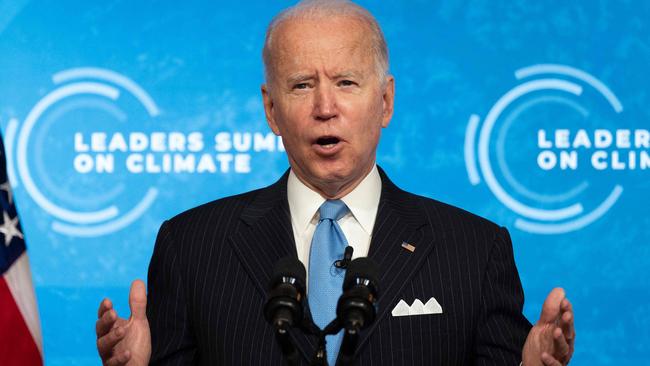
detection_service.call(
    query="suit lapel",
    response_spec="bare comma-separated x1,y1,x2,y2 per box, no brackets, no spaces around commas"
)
354,168,436,355
228,171,317,361
229,171,296,296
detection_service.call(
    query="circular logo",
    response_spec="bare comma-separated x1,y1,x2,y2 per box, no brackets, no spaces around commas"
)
5,68,160,237
464,64,635,234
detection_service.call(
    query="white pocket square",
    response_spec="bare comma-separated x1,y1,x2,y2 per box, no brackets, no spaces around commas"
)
391,297,443,317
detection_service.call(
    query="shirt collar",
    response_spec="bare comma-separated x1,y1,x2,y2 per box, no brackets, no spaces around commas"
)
340,165,381,235
287,170,325,234
287,165,382,235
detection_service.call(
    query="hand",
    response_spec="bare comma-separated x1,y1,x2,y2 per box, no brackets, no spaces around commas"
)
522,288,575,366
96,280,151,366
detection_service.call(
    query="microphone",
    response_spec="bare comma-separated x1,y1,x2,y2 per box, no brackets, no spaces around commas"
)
337,257,379,331
336,257,379,364
264,257,306,366
334,246,354,269
264,256,306,329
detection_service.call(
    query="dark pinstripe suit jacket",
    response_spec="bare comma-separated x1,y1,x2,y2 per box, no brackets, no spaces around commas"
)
147,168,532,365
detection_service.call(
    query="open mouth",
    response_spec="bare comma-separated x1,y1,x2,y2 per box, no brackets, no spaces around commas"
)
315,136,340,148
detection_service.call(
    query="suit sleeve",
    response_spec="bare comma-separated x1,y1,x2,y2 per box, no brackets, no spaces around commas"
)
147,220,198,365
474,226,532,365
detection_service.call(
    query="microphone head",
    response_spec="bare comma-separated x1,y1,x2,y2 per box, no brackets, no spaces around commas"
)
270,256,307,293
343,257,379,294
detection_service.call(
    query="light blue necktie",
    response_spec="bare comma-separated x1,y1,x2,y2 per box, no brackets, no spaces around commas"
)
308,199,349,365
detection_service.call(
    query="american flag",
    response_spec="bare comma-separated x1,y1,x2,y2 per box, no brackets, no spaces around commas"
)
0,132,43,365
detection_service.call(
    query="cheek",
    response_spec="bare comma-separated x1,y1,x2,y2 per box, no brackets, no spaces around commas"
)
366,129,381,151
348,124,380,159
276,102,312,140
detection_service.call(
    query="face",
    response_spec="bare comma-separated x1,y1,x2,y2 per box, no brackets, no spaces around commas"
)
262,16,394,198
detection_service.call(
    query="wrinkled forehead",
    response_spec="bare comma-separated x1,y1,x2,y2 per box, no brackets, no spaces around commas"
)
268,16,375,79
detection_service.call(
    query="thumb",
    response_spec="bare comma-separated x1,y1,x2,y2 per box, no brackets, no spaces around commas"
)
129,279,147,321
538,287,565,325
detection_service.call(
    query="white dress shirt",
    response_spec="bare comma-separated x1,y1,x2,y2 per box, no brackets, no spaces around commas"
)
287,165,382,279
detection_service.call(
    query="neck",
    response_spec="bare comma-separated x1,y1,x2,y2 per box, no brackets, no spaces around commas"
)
291,163,375,200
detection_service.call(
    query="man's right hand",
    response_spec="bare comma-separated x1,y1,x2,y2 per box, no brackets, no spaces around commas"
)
96,280,151,366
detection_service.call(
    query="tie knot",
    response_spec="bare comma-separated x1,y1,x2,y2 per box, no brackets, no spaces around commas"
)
318,200,349,221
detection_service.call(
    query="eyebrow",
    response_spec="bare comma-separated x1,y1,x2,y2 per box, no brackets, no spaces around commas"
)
333,71,362,80
286,71,363,85
286,73,315,85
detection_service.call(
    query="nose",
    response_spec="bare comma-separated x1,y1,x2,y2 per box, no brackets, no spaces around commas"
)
312,84,337,121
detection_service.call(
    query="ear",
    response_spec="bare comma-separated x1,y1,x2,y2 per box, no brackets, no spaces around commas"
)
262,84,281,135
381,75,395,128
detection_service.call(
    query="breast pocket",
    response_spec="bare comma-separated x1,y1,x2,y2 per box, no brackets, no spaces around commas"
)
388,308,447,340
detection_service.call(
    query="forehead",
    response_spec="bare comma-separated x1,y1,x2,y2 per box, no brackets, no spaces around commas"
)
270,16,374,77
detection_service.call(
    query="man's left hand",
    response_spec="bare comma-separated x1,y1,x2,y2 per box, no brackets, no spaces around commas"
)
522,287,575,366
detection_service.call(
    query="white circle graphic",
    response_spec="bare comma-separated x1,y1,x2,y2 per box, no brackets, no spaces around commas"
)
9,67,161,237
465,64,624,234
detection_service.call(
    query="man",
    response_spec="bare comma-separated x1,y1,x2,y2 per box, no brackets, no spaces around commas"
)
96,1,575,365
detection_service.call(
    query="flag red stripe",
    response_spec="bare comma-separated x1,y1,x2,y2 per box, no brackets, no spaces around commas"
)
0,277,42,366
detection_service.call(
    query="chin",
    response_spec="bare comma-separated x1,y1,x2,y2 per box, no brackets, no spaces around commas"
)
316,168,367,192
313,160,352,178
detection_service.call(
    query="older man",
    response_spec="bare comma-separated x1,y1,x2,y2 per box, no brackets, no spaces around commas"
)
96,1,575,365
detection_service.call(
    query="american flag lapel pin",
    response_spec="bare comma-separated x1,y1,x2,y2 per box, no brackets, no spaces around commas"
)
401,242,415,252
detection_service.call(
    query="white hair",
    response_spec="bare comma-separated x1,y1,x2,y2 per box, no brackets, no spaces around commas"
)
262,0,389,86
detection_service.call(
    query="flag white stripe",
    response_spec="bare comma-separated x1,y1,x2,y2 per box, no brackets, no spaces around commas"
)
4,252,43,354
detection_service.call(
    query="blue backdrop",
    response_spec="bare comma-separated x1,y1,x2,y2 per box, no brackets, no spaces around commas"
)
1,1,648,364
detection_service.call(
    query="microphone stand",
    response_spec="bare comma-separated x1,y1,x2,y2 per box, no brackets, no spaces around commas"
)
337,324,360,366
267,301,301,366
310,317,359,366
274,320,300,366
302,313,328,366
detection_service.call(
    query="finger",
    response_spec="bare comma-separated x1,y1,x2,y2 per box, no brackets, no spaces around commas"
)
96,309,117,337
560,309,575,344
104,349,131,366
129,279,147,320
539,287,565,324
541,352,562,366
561,297,573,313
560,299,575,340
98,298,113,318
97,326,126,359
552,327,571,360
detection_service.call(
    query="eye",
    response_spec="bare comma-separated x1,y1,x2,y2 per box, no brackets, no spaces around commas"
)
338,79,357,87
293,82,311,90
